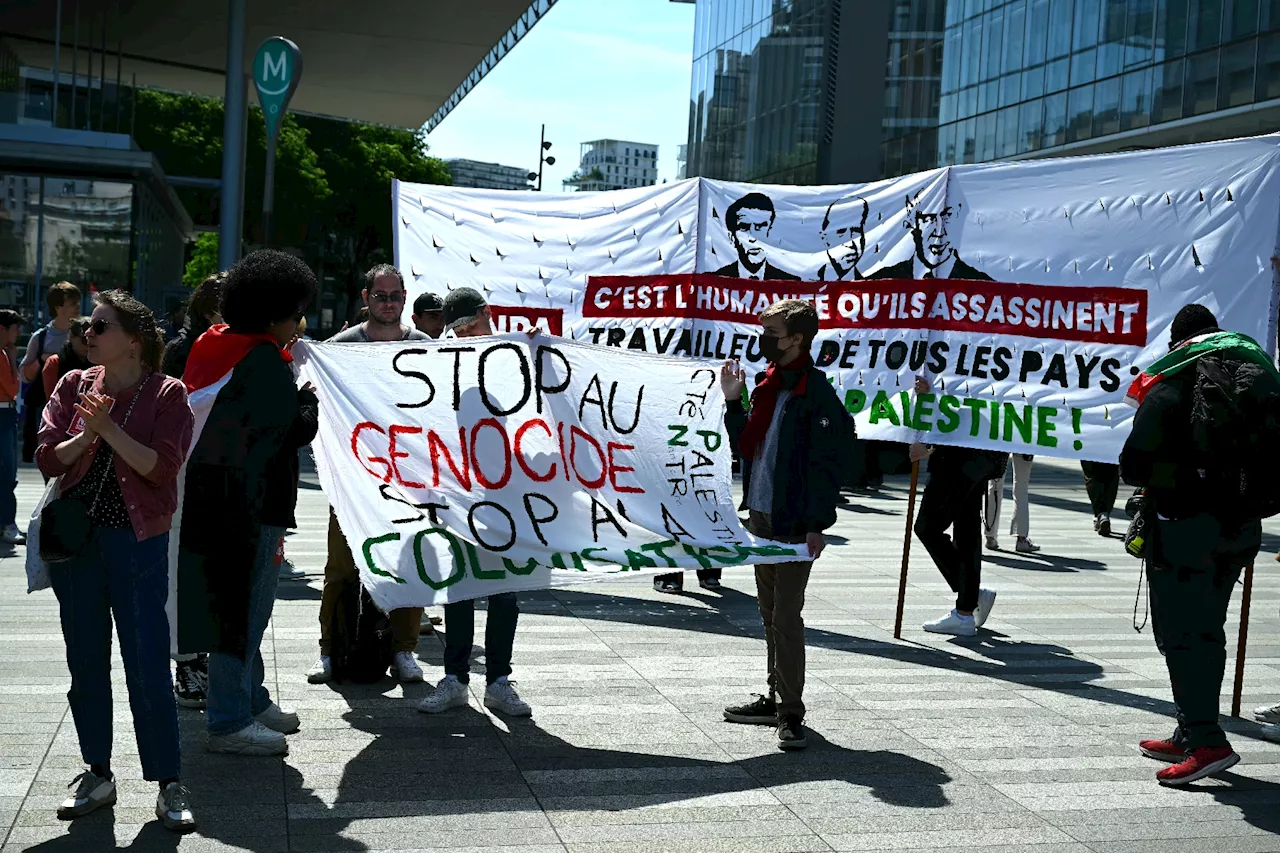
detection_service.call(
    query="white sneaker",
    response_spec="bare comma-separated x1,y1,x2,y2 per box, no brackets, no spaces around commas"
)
984,535,999,551
306,656,332,684
418,675,469,714
57,769,115,819
1254,702,1280,724
255,702,300,734
206,720,288,756
2,524,25,545
391,651,424,683
484,677,532,717
975,588,997,628
1015,537,1041,554
278,558,306,580
156,781,197,832
1260,723,1280,744
923,609,977,637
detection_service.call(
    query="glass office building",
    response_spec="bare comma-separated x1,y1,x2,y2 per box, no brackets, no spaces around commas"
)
899,0,1280,174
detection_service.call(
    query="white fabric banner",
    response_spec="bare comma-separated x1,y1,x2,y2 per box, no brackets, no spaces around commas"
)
295,337,803,609
395,136,1280,462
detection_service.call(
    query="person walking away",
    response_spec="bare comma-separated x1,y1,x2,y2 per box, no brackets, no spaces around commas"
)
21,281,81,463
41,317,93,399
720,299,844,750
1122,303,1276,785
0,310,25,545
178,250,314,757
984,453,1038,553
36,290,196,831
418,287,532,717
160,275,226,710
1081,460,1121,536
308,264,429,685
912,374,1005,637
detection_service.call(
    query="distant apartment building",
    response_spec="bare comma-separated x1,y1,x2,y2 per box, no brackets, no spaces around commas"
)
563,139,659,191
445,158,534,191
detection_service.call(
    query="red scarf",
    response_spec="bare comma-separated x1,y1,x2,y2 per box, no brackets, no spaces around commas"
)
183,324,293,393
739,355,811,460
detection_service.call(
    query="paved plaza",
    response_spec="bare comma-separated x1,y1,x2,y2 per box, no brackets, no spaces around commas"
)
1,457,1278,853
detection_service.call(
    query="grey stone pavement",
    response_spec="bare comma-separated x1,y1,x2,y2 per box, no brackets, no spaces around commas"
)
1,457,1279,853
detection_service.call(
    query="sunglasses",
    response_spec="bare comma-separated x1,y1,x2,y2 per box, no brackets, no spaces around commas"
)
84,319,119,337
369,291,405,304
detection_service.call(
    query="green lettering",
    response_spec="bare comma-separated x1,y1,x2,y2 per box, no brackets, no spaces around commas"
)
937,394,961,433
362,532,407,584
502,556,540,575
466,542,504,581
696,430,722,452
667,425,689,447
1003,403,1033,444
868,390,901,426
899,391,913,429
580,547,610,564
624,549,659,571
1036,405,1060,448
412,528,466,590
962,398,986,437
913,393,936,431
640,540,681,568
843,389,867,415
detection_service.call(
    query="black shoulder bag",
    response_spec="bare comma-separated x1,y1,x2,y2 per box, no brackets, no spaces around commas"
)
40,374,152,563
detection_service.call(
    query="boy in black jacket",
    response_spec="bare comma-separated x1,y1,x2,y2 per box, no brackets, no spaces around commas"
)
720,299,845,750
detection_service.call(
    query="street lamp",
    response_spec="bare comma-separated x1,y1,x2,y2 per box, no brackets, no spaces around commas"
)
531,124,555,191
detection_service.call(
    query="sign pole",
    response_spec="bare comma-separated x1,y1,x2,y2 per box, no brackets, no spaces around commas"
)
894,460,921,640
253,37,302,248
1230,562,1255,718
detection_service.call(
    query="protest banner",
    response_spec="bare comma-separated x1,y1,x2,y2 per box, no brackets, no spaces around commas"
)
395,136,1280,464
295,336,804,609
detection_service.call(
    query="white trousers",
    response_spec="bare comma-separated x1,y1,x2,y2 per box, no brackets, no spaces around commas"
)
984,454,1033,540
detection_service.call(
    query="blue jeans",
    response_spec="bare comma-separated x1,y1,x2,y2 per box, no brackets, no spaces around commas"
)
206,526,284,736
0,407,16,527
443,592,519,685
49,528,180,781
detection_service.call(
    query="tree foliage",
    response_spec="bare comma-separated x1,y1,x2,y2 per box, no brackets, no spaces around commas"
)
183,232,219,288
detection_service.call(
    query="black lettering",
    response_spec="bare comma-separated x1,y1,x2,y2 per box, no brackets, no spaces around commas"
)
955,343,971,376
534,345,571,415
713,331,729,359
590,495,627,542
522,493,558,547
1018,350,1043,383
884,340,908,370
1099,358,1122,393
627,328,648,351
478,342,532,417
378,484,448,525
971,345,991,379
839,338,860,369
1042,353,1069,388
991,346,1012,381
392,348,435,409
927,341,950,374
729,333,749,361
816,339,840,368
438,346,476,411
578,374,608,429
867,339,885,368
606,328,626,347
661,502,693,541
1075,353,1101,389
672,329,693,356
588,327,605,344
653,328,676,353
607,382,643,434
467,501,517,553
909,339,929,371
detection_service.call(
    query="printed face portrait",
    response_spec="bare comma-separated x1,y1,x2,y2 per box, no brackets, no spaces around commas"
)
912,206,953,267
731,207,773,267
822,198,868,273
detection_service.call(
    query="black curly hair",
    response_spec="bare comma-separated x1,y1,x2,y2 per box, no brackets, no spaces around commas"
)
221,249,316,334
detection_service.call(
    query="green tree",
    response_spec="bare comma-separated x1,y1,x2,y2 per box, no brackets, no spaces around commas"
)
183,232,219,287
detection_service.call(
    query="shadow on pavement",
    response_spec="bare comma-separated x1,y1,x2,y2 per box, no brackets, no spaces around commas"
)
983,552,1110,573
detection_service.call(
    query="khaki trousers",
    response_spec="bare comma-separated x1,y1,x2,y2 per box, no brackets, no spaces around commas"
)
319,510,423,655
747,509,812,718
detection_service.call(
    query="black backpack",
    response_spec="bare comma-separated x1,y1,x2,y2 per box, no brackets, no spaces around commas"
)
329,575,394,684
1190,353,1280,519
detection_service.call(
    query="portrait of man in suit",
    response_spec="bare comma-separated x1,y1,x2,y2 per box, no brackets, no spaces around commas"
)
817,195,868,281
872,197,991,281
713,192,799,281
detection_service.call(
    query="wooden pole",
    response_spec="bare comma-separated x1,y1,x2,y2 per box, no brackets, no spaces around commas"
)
1230,562,1255,718
894,460,921,640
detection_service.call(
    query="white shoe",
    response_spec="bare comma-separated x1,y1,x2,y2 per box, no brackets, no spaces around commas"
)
484,677,532,717
1254,702,1280,724
923,609,977,637
277,558,306,580
984,535,999,551
1015,537,1041,554
255,702,300,734
1260,723,1280,744
975,588,997,628
306,656,332,684
391,651,424,683
418,675,469,714
57,769,115,819
2,524,25,545
206,720,288,756
156,782,197,832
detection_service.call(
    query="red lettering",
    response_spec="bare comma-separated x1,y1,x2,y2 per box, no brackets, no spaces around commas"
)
470,418,513,490
514,419,556,482
427,427,471,490
557,421,570,482
607,442,644,494
388,425,425,488
569,426,607,489
351,421,390,483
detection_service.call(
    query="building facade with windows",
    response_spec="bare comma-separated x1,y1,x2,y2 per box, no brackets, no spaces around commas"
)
564,140,659,191
446,158,534,190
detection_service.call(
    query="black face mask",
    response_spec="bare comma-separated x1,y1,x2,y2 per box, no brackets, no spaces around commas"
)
759,334,788,363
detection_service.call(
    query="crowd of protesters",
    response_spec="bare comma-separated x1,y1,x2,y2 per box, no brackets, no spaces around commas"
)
3,256,1277,837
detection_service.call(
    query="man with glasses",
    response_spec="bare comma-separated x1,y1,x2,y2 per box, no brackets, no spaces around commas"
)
307,265,430,685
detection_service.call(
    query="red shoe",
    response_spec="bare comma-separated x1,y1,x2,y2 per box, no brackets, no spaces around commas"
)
1139,738,1186,762
1156,746,1239,786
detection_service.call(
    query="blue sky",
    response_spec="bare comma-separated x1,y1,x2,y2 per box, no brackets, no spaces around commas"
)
423,0,696,190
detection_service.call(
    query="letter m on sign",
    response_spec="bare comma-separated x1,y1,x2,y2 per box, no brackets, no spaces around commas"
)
263,51,287,84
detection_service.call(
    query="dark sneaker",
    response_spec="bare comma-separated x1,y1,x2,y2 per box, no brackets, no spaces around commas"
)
724,694,777,725
777,714,809,750
1139,737,1186,762
156,782,197,832
58,770,116,820
1157,746,1239,786
174,661,206,710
